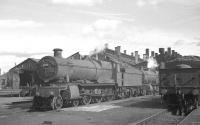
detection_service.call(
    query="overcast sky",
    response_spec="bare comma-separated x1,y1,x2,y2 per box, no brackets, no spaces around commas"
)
0,0,200,73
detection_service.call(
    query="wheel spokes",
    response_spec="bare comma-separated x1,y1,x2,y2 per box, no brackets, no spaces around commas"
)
82,95,91,105
53,96,63,110
72,100,79,107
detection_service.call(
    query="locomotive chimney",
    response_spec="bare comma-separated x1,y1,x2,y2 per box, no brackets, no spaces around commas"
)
53,48,63,58
135,51,139,63
146,48,149,59
115,46,121,57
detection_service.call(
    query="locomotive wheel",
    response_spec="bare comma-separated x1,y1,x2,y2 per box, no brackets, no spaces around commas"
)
72,100,79,107
51,96,63,110
82,95,91,105
95,97,103,103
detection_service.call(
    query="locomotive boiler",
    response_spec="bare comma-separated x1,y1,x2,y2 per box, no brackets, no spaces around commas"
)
37,55,114,83
32,48,158,110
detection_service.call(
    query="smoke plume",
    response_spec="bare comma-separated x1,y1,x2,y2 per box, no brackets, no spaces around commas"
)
147,57,158,69
89,43,108,56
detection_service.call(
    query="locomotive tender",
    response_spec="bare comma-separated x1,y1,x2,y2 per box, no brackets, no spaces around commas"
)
32,48,158,110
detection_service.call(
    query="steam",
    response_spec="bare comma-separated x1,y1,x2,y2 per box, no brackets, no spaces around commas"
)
89,43,108,56
147,57,158,69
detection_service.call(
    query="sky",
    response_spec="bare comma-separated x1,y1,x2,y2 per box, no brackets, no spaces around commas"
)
0,0,200,73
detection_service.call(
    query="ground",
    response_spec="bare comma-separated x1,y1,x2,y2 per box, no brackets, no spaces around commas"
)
0,95,165,125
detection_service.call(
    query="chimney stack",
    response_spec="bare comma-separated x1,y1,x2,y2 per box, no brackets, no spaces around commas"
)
115,46,121,57
53,48,63,58
158,48,165,65
151,51,155,57
159,48,165,55
172,50,175,56
175,52,178,58
135,51,139,63
167,47,171,56
155,53,158,57
124,50,126,54
146,48,149,58
131,52,134,57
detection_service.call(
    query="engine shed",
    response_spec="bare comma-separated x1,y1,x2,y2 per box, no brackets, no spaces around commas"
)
6,58,40,89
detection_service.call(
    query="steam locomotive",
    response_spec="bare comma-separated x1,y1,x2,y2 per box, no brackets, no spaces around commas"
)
159,58,200,115
32,49,158,110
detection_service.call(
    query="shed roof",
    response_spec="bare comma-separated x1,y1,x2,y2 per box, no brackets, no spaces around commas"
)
9,58,39,72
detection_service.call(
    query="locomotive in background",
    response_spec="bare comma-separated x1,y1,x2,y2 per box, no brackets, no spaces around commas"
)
32,48,158,110
158,47,200,115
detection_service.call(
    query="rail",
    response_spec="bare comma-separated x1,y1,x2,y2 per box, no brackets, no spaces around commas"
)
177,108,199,125
130,109,167,125
130,107,198,125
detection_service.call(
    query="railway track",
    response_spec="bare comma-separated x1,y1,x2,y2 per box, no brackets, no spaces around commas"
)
177,108,200,125
130,108,198,125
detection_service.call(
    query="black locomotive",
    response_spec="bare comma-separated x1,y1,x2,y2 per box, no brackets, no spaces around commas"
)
159,59,200,115
32,48,158,110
